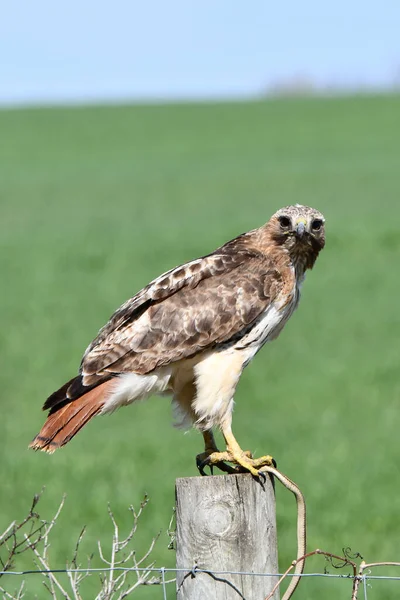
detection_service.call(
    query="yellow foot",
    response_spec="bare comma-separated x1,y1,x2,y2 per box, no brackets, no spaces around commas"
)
196,450,238,476
197,448,274,477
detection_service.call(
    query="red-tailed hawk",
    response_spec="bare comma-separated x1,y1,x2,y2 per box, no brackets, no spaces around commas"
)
30,205,325,476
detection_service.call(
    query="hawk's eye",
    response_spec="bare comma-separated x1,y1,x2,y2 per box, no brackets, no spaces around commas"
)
311,219,323,231
278,216,291,229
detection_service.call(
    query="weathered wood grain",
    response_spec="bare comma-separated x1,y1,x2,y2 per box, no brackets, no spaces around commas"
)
176,473,279,599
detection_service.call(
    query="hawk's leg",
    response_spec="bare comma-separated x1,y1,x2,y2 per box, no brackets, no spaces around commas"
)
198,426,273,477
196,430,238,476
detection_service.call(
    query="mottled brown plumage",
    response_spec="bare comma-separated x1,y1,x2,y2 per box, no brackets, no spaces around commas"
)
30,204,325,474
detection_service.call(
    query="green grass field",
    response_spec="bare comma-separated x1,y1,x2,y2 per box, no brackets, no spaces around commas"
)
1,94,400,599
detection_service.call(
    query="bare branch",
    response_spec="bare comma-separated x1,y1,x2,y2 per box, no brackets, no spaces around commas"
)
97,540,110,566
167,507,176,551
361,561,400,570
1,492,166,599
0,491,47,576
26,533,71,599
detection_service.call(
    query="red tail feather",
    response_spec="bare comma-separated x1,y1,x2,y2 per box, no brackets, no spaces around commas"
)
30,380,114,453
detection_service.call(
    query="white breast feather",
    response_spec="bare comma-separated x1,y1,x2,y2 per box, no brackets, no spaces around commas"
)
237,283,301,365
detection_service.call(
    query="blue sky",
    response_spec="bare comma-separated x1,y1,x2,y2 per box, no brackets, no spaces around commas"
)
1,1,400,105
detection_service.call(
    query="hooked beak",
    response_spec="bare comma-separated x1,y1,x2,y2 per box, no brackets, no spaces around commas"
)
295,219,306,238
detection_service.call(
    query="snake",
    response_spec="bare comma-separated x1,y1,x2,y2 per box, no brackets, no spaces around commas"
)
259,465,306,600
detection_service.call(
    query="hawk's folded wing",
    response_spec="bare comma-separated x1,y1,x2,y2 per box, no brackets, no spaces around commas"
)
81,243,284,384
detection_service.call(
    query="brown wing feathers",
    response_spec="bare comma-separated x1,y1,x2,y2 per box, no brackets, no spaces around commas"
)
29,380,114,453
83,254,281,377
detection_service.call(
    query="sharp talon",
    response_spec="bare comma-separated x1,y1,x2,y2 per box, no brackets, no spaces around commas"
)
196,456,208,476
272,457,277,469
210,465,214,476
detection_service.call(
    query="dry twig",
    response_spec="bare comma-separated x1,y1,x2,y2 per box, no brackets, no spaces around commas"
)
0,492,45,577
0,493,166,599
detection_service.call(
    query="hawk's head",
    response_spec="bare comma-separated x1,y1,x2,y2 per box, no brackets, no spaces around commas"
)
269,204,325,270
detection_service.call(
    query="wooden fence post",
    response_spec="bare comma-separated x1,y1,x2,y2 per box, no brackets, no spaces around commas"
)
175,473,279,600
